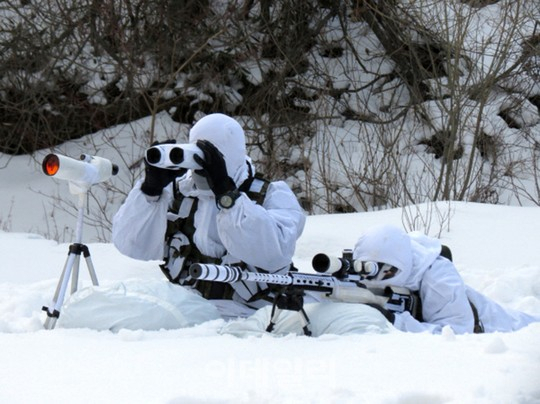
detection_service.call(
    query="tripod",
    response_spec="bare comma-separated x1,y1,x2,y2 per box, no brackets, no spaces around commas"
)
42,188,99,330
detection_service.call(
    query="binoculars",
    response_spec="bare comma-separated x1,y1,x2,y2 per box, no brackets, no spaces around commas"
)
145,143,203,170
42,153,118,186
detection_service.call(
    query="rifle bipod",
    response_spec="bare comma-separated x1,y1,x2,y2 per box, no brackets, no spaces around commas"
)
266,286,312,336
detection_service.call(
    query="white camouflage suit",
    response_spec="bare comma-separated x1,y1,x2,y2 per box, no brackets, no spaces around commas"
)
112,113,307,318
352,224,540,334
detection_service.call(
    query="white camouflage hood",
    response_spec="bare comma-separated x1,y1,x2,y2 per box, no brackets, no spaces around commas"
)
353,224,442,290
189,113,249,187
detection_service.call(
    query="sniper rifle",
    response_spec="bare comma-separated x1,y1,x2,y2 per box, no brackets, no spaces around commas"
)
189,252,419,335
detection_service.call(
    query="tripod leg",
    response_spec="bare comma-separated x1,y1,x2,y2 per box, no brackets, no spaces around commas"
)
81,245,99,286
43,258,70,330
43,251,77,330
70,254,81,294
46,256,70,309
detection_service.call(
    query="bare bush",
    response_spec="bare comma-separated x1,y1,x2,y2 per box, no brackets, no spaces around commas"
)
2,0,540,240
299,0,540,218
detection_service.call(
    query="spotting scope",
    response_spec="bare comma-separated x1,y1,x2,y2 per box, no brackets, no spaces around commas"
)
42,153,118,186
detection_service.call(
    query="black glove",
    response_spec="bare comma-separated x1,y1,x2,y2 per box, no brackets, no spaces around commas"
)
141,140,185,196
365,303,395,324
193,139,236,197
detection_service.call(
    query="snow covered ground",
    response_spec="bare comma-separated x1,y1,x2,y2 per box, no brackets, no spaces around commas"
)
1,164,539,403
